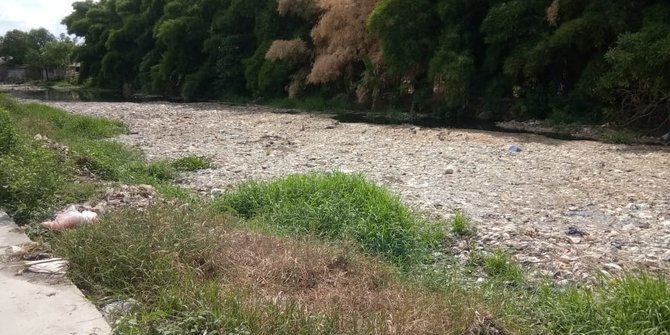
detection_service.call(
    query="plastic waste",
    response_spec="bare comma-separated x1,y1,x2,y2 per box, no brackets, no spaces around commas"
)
25,258,69,275
42,206,98,230
508,145,522,153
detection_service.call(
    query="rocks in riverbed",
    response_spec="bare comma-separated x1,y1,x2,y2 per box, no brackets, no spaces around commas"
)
78,184,158,214
41,100,670,283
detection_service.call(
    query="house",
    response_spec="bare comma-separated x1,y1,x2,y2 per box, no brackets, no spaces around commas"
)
0,58,78,82
0,58,28,83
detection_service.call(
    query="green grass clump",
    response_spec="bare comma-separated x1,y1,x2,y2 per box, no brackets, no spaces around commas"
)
213,171,443,265
451,211,475,237
483,250,524,283
172,155,212,172
538,275,670,334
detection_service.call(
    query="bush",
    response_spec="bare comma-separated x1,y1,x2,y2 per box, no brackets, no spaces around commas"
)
213,171,443,265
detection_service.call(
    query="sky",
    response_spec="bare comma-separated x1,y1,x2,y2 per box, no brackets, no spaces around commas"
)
0,0,76,37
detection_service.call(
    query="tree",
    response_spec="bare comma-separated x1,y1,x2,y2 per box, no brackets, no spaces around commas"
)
0,30,32,65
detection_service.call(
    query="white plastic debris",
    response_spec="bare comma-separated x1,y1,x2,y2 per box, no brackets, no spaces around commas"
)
42,206,99,230
24,258,69,275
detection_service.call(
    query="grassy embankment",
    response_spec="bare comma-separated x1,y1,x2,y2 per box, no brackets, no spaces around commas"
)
1,95,668,334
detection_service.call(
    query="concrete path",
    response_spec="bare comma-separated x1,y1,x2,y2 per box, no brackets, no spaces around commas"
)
0,211,111,335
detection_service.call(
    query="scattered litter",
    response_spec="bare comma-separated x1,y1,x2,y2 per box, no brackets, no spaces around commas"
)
25,258,69,275
42,205,98,230
566,225,587,237
566,209,589,217
604,263,623,272
9,242,49,260
102,298,139,324
508,145,522,153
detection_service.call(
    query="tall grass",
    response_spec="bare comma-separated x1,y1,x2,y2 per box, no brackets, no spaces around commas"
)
54,206,476,335
538,275,670,334
0,108,71,223
213,171,444,265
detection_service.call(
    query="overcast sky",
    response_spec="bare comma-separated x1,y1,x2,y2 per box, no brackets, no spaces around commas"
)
0,0,76,37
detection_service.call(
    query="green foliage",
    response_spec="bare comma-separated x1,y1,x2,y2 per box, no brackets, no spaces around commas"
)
0,109,18,154
0,96,195,223
539,275,670,334
61,0,670,130
0,135,69,224
601,129,636,145
483,250,524,283
213,171,443,265
596,4,670,130
53,206,208,296
450,211,475,237
0,28,74,81
172,155,212,172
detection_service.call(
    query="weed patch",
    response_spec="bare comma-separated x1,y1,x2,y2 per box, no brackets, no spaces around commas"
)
172,155,212,172
538,275,670,334
483,250,524,284
0,96,203,224
212,171,444,265
451,211,475,237
53,206,480,334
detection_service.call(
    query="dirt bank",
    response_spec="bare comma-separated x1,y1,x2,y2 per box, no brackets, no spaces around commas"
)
44,101,670,282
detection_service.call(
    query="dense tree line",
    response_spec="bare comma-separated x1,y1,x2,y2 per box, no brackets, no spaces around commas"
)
64,0,669,131
0,28,76,81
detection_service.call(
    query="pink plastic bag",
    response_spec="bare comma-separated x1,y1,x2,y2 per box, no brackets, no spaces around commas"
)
42,206,98,230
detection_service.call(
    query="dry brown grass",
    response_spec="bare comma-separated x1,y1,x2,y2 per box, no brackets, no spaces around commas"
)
204,227,485,334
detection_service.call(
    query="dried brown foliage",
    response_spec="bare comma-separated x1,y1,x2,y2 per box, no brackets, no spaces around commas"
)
265,39,310,62
546,0,560,26
270,0,383,96
306,0,381,84
202,228,486,334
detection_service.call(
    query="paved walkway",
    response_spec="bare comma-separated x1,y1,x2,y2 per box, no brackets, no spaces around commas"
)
0,211,110,335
